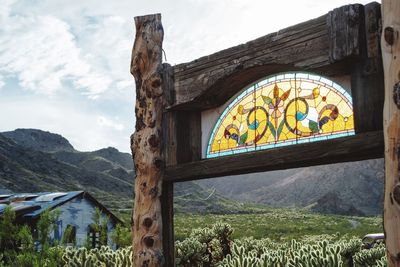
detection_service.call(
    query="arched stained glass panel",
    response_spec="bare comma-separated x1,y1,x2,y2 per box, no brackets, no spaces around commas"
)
206,72,355,158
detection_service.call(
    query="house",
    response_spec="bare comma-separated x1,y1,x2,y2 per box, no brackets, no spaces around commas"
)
0,191,123,248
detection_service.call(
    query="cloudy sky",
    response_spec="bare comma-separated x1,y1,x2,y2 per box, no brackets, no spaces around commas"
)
0,0,377,153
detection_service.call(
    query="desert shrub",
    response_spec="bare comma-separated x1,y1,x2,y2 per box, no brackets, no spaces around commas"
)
176,237,208,267
353,244,386,267
62,245,132,267
111,224,131,248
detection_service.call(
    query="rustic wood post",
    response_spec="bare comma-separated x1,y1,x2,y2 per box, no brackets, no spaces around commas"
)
382,1,400,266
130,14,165,267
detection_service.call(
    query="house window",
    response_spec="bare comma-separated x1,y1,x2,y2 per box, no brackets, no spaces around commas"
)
206,72,354,158
87,224,108,248
88,225,100,248
63,224,76,246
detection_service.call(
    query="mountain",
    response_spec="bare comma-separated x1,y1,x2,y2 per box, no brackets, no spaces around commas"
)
174,181,265,214
2,128,74,152
0,128,384,216
197,159,384,216
0,129,243,215
309,191,365,216
0,131,133,211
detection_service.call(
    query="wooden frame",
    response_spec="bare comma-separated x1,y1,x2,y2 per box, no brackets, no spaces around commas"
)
131,2,385,266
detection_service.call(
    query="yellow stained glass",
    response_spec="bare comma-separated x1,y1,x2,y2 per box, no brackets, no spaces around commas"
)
206,72,355,158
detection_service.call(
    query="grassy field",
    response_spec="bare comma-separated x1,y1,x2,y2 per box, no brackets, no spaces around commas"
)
115,206,383,242
174,209,383,241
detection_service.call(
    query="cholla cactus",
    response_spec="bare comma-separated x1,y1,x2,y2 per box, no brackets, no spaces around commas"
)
353,244,386,267
62,246,132,267
176,237,208,267
220,239,344,267
186,222,234,266
337,238,362,266
375,256,387,267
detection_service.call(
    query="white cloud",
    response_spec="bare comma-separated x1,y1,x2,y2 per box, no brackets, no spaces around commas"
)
0,4,121,98
0,0,379,152
0,75,4,89
97,116,125,131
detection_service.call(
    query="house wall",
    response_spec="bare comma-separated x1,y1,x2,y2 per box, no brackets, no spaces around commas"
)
51,195,117,248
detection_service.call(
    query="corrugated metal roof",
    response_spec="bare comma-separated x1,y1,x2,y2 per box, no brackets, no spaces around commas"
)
0,191,82,218
35,192,67,202
0,191,123,224
23,191,83,218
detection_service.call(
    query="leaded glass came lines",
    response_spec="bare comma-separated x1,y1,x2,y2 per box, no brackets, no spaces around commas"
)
206,72,355,158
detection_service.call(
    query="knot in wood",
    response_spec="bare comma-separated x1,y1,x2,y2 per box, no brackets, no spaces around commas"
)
384,26,395,46
393,82,400,109
393,184,400,205
149,186,159,198
143,217,153,228
148,134,159,148
143,236,155,247
153,157,164,169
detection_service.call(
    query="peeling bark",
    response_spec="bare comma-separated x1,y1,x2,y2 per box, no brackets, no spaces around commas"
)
130,14,165,267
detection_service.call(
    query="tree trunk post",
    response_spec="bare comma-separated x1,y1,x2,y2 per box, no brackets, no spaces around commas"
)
382,1,400,266
130,14,165,267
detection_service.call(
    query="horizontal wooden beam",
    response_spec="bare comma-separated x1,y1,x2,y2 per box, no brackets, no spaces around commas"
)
170,4,367,110
164,131,383,182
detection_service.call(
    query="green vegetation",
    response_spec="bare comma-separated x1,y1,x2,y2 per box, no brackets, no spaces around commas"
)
0,203,386,266
175,209,383,241
62,246,132,267
0,207,64,267
176,222,386,267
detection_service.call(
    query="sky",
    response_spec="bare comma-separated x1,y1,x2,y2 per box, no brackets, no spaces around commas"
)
0,0,378,153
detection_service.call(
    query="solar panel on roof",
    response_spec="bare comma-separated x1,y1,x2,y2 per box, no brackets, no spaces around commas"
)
35,192,68,202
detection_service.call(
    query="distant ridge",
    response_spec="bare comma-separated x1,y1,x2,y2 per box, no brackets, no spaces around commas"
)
0,129,245,215
198,158,384,216
0,128,384,216
2,128,74,152
0,129,134,212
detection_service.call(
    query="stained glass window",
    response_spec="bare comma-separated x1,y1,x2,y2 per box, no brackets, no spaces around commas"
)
206,72,355,158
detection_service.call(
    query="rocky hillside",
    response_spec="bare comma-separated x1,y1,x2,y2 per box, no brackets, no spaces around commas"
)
0,131,133,210
198,159,384,216
0,128,384,216
0,129,244,214
2,129,74,152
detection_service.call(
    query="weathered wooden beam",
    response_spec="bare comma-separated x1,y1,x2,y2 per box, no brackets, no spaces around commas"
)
161,63,175,267
327,4,362,62
175,111,202,163
381,0,400,266
130,14,165,267
170,4,367,111
352,2,384,133
164,131,383,182
160,181,174,267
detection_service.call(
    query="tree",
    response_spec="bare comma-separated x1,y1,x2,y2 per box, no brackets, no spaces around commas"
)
111,224,131,248
0,205,17,250
36,209,60,250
